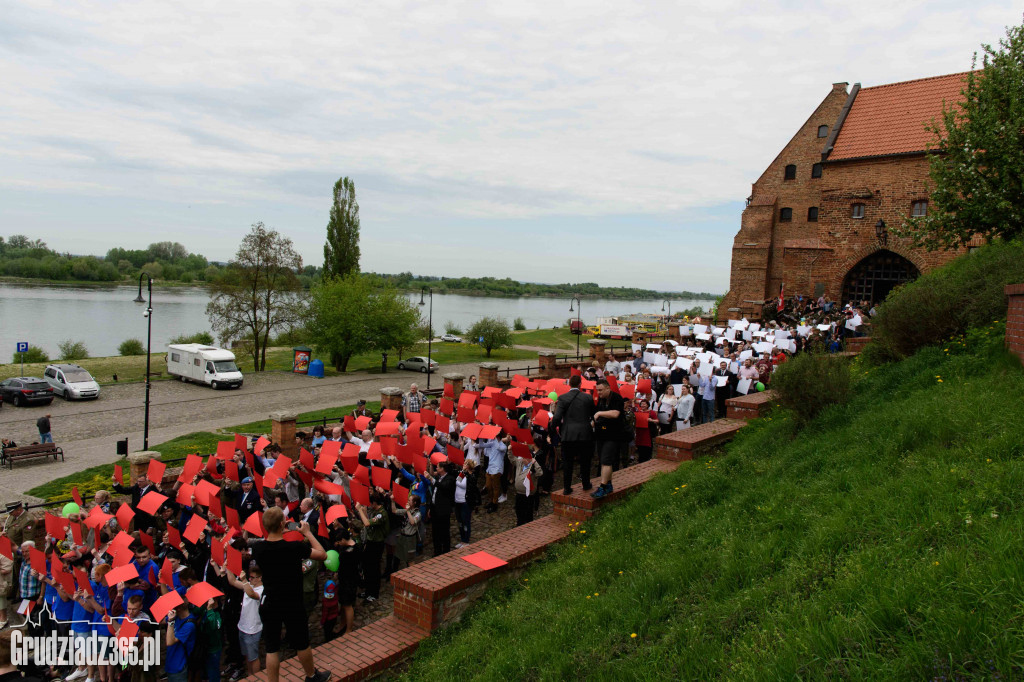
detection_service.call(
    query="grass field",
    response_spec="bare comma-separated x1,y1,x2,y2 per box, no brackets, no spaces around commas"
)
402,322,1024,679
511,327,580,350
0,353,171,384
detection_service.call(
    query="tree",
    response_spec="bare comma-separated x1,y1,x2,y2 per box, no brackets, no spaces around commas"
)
899,22,1024,250
467,316,514,357
308,273,420,371
323,177,361,279
206,222,305,371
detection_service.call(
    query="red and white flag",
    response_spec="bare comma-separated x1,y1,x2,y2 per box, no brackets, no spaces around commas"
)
522,463,534,498
777,283,785,312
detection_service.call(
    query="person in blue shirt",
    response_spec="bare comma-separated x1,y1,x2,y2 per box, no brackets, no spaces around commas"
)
310,425,327,449
130,543,159,610
165,600,197,682
481,437,507,513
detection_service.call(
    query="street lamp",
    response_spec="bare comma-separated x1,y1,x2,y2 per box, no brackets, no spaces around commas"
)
418,286,433,390
875,219,888,246
661,299,671,338
133,273,154,450
569,294,581,358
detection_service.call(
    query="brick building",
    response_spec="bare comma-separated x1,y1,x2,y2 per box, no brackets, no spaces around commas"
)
719,72,980,321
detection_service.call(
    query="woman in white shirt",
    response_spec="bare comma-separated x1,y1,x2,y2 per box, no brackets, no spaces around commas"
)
657,384,680,435
675,384,696,430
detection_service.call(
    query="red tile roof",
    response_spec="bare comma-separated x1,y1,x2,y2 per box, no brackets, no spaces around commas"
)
829,72,972,161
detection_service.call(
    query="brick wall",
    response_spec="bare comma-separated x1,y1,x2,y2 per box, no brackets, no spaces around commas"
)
1006,284,1024,365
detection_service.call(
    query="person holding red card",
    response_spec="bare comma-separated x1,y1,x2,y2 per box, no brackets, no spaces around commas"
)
354,492,388,603
251,507,330,682
112,471,158,533
551,374,596,495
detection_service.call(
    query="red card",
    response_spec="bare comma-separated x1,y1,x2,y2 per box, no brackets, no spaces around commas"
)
413,454,427,475
71,522,83,546
183,515,208,544
138,531,154,554
435,414,450,436
295,468,313,489
254,436,270,456
511,442,531,460
45,512,65,539
56,568,76,596
533,410,550,428
320,440,341,459
271,455,292,477
429,452,447,466
479,425,501,440
313,479,344,496
117,617,139,643
349,480,370,507
446,445,465,467
370,466,392,490
186,581,224,607
167,527,182,550
71,486,83,508
175,484,195,507
299,448,315,471
355,416,371,431
136,491,168,515
216,442,235,460
234,433,248,452
420,409,436,426
315,452,337,475
226,546,243,576
150,590,183,622
457,406,475,424
29,547,47,576
380,409,399,422
391,482,409,508
375,421,399,437
207,493,223,522
180,454,203,483
637,378,651,396
380,437,398,458
195,480,220,507
354,465,370,487
252,472,263,500
74,567,94,596
114,464,124,486
477,404,492,424
325,504,348,524
340,453,359,476
619,383,636,400
443,383,454,398
159,557,175,588
458,391,478,408
461,551,508,571
225,460,240,482
105,563,139,587
606,375,619,394
422,437,437,455
210,537,225,566
109,531,134,555
225,507,240,530
343,415,356,432
147,459,166,484
439,398,454,416
460,423,482,441
0,537,12,560
242,512,264,537
116,504,135,531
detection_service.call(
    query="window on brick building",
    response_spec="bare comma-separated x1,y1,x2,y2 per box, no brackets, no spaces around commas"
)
811,163,823,178
851,203,865,219
784,165,797,180
779,207,793,222
808,207,819,222
818,125,829,138
911,200,928,217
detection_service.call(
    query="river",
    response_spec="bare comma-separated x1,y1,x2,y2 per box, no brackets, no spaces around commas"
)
0,282,715,358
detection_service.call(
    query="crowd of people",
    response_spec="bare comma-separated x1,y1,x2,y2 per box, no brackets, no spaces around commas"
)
0,308,867,682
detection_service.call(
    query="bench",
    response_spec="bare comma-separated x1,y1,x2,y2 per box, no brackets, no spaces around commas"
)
2,443,64,469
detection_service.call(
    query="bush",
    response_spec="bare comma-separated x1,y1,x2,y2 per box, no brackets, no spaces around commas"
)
169,331,215,345
443,321,462,336
118,338,145,356
868,239,1024,362
513,317,527,331
57,339,89,361
270,326,311,346
770,352,851,425
11,345,49,364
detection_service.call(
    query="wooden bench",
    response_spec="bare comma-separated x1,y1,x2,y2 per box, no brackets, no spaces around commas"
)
2,443,64,469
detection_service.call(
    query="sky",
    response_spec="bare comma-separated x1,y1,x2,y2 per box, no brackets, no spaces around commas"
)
1,1,1020,292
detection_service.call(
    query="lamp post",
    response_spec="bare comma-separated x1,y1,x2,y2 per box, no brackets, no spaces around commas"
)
661,299,671,338
418,286,433,390
875,219,888,246
569,294,581,358
133,273,154,450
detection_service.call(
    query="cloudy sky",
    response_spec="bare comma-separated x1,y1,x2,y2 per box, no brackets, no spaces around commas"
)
2,1,1019,292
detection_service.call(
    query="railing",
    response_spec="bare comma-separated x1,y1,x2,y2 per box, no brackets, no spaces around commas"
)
499,366,543,379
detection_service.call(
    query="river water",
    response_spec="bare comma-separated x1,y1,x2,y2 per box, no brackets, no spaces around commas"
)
0,282,714,358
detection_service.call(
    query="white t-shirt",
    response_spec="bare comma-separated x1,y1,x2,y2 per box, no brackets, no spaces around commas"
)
239,584,264,635
455,474,468,504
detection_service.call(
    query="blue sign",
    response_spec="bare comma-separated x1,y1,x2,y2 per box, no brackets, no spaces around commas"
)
478,336,484,344
16,342,28,353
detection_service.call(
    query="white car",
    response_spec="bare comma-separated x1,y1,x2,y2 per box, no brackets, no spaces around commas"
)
44,364,101,400
440,334,463,343
397,356,440,373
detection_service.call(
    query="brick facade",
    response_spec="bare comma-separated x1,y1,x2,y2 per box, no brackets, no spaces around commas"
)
719,76,974,322
1006,284,1024,365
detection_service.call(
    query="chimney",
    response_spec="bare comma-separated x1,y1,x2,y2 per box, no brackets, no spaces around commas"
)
832,82,849,93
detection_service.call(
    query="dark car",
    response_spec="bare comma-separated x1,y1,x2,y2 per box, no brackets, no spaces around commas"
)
0,377,54,407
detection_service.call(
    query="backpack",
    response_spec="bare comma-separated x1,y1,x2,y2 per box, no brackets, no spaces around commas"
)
622,403,636,441
185,612,207,671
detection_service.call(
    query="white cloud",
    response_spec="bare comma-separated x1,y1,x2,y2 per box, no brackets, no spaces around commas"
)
0,0,1019,290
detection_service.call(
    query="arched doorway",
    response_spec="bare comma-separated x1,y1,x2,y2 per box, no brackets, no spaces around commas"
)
841,250,919,305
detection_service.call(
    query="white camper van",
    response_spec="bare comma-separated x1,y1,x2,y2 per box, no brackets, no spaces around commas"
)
166,344,244,389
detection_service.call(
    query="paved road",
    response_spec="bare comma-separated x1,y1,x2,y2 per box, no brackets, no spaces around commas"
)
0,358,541,501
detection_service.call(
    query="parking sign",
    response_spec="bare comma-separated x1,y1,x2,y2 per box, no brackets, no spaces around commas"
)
16,342,28,353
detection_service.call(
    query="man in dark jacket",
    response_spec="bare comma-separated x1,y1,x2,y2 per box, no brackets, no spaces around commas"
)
430,462,457,556
235,478,261,522
550,375,596,494
112,471,157,532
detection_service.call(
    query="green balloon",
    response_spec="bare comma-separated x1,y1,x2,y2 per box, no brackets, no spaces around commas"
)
324,550,340,572
548,391,558,401
755,382,765,392
62,502,81,518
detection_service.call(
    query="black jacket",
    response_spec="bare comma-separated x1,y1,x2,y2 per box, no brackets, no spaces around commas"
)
431,473,457,518
551,389,596,442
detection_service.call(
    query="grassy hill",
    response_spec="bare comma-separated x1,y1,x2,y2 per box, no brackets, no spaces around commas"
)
401,321,1024,679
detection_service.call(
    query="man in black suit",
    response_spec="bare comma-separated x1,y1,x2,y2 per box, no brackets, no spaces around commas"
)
430,462,457,555
112,470,157,532
550,374,596,494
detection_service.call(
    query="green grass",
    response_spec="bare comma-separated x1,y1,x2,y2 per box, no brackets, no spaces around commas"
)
403,321,1024,679
0,352,171,384
512,327,580,350
261,342,536,375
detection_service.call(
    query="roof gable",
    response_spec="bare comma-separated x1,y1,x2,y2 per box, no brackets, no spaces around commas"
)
828,72,971,161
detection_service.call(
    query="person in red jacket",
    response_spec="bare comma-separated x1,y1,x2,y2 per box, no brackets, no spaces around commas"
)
632,399,657,463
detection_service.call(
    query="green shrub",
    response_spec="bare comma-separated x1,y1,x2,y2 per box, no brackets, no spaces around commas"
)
118,338,145,356
513,317,527,331
770,352,851,425
869,239,1024,362
169,331,215,345
11,345,49,364
270,326,310,346
57,339,89,361
443,321,462,335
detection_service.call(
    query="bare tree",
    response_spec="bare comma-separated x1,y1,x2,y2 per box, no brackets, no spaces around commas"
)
206,222,305,371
